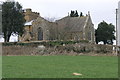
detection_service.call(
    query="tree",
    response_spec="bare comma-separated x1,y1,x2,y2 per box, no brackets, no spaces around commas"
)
80,12,83,17
70,10,75,17
70,10,79,17
95,21,115,45
74,10,79,17
44,17,56,22
2,1,25,42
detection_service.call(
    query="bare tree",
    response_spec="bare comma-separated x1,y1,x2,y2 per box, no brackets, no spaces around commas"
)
44,17,56,22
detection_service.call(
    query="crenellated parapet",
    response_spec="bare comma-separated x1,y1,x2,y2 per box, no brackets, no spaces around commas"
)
24,8,40,22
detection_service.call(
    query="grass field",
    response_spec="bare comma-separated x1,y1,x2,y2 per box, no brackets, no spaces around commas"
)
2,55,118,78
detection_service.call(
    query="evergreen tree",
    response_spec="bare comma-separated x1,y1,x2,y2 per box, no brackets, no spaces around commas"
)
80,12,83,17
74,10,79,17
70,10,79,17
95,21,115,45
2,1,25,42
70,10,75,17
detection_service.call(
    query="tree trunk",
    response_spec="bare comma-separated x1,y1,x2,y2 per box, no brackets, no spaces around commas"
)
6,34,11,42
4,32,11,42
103,40,107,45
111,39,113,45
4,36,7,42
4,33,7,42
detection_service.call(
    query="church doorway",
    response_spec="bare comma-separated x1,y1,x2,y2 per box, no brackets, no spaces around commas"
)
38,27,43,40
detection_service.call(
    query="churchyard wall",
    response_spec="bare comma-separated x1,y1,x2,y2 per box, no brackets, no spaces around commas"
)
2,41,115,56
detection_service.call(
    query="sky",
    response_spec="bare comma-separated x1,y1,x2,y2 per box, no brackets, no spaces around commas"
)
1,0,119,28
0,0,120,42
15,0,120,28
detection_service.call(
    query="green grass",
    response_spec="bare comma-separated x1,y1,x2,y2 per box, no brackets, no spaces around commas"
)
0,56,2,79
2,55,118,78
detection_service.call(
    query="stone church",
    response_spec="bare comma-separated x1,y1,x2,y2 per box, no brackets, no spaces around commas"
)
19,8,95,43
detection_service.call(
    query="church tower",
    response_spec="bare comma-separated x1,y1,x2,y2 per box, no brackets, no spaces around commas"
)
24,8,39,22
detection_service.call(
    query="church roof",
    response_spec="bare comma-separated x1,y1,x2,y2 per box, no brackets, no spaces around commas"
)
56,16,87,32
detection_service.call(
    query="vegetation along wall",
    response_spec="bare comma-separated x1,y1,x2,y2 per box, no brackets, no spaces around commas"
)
2,40,115,56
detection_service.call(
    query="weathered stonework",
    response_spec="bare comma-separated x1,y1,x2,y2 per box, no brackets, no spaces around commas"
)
24,8,39,22
2,43,114,56
20,9,95,43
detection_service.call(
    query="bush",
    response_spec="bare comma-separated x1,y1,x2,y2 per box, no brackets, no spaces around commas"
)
2,40,89,47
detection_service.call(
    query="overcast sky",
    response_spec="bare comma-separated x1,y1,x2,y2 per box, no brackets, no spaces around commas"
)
18,0,119,29
1,0,119,28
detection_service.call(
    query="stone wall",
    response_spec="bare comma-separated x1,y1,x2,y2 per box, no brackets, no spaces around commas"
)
24,8,39,22
2,42,115,56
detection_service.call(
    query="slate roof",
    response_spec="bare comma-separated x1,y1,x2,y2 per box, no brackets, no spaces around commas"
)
56,16,87,32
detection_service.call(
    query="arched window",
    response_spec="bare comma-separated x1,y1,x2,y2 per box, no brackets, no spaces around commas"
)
38,27,43,40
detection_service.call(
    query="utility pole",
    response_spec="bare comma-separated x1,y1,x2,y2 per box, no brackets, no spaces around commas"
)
116,9,118,55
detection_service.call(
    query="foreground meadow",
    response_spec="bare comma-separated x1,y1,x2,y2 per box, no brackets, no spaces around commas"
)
2,55,118,78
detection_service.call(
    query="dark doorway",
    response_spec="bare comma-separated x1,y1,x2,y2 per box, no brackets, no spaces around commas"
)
38,27,43,40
